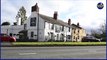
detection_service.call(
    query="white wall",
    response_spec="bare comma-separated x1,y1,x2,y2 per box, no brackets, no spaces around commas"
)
44,21,72,42
27,12,45,41
1,25,24,39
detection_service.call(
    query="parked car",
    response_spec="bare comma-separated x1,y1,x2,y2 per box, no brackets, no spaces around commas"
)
82,36,101,42
0,33,16,42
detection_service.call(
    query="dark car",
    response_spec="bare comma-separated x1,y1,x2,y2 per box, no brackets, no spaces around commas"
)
0,33,16,42
82,36,101,42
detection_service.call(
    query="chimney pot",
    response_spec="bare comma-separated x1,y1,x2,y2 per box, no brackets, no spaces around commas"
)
77,22,79,26
68,19,71,25
31,3,39,12
53,11,58,20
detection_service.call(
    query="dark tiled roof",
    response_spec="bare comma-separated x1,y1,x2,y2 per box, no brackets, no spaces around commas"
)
71,24,82,29
19,30,27,33
39,14,71,27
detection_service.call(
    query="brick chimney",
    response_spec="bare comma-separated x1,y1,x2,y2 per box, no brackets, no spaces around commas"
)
68,19,71,25
77,22,79,26
53,11,58,20
31,3,39,12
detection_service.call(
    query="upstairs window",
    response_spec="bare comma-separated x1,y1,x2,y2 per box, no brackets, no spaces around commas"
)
51,24,54,30
30,17,36,26
62,26,64,31
78,30,79,33
55,25,60,32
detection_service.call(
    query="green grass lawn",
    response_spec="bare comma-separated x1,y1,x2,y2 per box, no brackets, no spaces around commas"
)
12,42,106,46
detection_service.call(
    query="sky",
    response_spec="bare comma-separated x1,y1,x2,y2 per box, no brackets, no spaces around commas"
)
1,0,106,34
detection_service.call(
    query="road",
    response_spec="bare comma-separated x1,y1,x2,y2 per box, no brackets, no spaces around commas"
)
1,46,106,59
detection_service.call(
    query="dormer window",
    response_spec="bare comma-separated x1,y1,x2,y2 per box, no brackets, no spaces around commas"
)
30,17,36,26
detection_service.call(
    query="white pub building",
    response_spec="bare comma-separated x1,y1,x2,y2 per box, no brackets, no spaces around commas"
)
1,3,72,42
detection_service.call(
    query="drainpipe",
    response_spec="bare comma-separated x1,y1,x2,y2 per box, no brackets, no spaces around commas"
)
37,12,39,41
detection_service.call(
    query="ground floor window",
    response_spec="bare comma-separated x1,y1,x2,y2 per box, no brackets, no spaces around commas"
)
50,32,54,40
57,34,59,40
31,31,34,37
60,34,64,41
78,36,79,39
74,36,75,39
67,35,71,39
10,33,12,36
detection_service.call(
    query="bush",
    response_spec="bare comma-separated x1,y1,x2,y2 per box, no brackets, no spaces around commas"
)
101,37,106,42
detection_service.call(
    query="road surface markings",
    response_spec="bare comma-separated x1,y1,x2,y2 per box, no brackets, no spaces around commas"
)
19,53,37,55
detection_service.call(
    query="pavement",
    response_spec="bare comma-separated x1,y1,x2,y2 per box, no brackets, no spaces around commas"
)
1,46,106,59
1,42,13,46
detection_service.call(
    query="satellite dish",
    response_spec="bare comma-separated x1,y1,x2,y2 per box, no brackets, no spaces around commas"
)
97,2,104,9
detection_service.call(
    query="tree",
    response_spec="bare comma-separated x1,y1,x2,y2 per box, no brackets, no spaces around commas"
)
2,22,10,26
99,20,106,34
91,30,101,38
91,20,106,41
16,6,27,25
99,20,106,41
